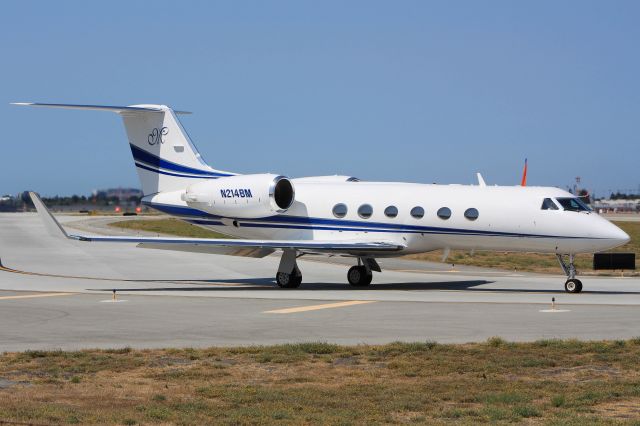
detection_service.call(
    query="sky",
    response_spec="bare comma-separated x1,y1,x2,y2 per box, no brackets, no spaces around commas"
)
1,1,638,198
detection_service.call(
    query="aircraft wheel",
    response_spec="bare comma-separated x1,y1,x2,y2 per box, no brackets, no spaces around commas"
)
348,266,372,287
564,279,582,293
276,267,302,289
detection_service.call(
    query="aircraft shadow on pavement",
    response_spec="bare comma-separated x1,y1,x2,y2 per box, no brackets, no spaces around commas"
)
92,279,496,292
90,277,640,295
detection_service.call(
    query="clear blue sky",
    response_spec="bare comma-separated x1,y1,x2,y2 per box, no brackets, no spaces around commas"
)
2,1,638,198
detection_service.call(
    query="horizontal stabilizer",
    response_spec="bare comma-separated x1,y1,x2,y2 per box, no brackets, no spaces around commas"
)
11,102,191,114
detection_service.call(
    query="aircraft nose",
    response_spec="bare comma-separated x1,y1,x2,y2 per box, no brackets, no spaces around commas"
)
606,222,630,246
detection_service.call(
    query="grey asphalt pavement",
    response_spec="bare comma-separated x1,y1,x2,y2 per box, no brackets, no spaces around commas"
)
1,213,638,351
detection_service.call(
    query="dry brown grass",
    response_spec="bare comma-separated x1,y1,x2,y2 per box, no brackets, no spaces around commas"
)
1,340,640,424
109,218,230,239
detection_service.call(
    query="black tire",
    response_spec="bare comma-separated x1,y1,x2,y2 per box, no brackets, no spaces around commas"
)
276,267,302,289
575,279,583,293
564,279,582,293
348,266,372,287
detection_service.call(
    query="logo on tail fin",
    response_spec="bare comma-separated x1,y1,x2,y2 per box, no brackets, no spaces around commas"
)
148,127,169,145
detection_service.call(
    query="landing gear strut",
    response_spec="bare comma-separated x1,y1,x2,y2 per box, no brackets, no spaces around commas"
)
276,249,302,288
556,254,582,293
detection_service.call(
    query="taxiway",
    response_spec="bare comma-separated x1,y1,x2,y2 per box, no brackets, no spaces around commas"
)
0,213,638,351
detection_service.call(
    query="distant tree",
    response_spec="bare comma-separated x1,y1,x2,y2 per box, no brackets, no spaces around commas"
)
610,192,638,200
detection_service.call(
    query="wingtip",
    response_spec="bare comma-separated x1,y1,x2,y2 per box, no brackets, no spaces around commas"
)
11,102,33,106
28,192,70,239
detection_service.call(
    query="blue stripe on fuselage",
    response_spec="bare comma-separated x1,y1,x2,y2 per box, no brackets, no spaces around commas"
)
143,201,594,240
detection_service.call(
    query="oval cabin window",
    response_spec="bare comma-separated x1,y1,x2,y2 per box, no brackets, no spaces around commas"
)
332,203,348,218
410,206,424,219
437,207,452,220
358,204,373,219
384,206,398,218
464,208,479,220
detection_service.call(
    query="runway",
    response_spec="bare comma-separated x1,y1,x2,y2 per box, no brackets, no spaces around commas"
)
1,213,639,351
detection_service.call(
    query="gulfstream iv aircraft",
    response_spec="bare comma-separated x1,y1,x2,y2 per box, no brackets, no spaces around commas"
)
14,103,630,293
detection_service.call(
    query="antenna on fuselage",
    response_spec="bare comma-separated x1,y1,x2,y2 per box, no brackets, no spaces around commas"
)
476,173,487,187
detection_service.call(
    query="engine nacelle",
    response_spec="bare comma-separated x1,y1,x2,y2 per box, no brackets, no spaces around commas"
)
182,174,295,218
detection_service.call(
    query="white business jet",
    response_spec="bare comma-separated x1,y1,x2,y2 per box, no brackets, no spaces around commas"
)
13,103,630,293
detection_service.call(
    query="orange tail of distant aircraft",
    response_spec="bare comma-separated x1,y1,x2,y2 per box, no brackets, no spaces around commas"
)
520,158,528,186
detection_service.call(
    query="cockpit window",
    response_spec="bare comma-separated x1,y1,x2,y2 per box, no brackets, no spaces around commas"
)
541,198,559,210
555,197,592,212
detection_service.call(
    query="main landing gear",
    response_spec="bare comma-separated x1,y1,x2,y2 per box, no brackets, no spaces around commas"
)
276,265,302,288
275,250,381,288
276,249,302,288
556,254,582,293
347,265,372,286
347,257,380,287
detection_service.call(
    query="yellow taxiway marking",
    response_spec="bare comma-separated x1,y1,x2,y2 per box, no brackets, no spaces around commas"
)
264,300,376,314
0,292,75,301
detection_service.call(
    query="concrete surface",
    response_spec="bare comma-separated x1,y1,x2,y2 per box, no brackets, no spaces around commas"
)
0,213,638,351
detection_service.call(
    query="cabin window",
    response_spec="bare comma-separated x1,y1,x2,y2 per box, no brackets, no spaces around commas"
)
332,203,348,218
464,208,479,220
384,206,398,218
556,197,592,212
358,204,373,219
410,206,424,219
541,198,559,210
437,207,451,220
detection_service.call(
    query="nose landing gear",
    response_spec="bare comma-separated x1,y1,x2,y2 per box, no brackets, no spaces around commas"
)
556,254,582,293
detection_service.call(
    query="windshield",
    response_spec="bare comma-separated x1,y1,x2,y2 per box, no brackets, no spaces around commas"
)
541,198,559,210
555,197,592,212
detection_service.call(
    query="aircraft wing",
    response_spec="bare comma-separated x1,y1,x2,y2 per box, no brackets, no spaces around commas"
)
29,193,405,257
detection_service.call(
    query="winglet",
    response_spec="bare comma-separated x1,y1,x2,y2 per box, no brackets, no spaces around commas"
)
29,192,70,239
476,173,486,187
520,158,528,186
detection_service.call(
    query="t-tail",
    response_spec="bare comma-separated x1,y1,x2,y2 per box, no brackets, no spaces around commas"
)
11,103,235,195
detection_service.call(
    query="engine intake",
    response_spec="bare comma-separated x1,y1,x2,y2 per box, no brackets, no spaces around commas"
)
270,176,295,211
182,173,295,218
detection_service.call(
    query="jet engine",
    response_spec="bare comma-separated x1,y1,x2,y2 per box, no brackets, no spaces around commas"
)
182,174,295,218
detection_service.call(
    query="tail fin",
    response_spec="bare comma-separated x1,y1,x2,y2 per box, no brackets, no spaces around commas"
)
520,158,528,187
12,103,234,195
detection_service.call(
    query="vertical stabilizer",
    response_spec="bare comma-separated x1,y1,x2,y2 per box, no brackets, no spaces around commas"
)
12,102,235,195
121,105,234,195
